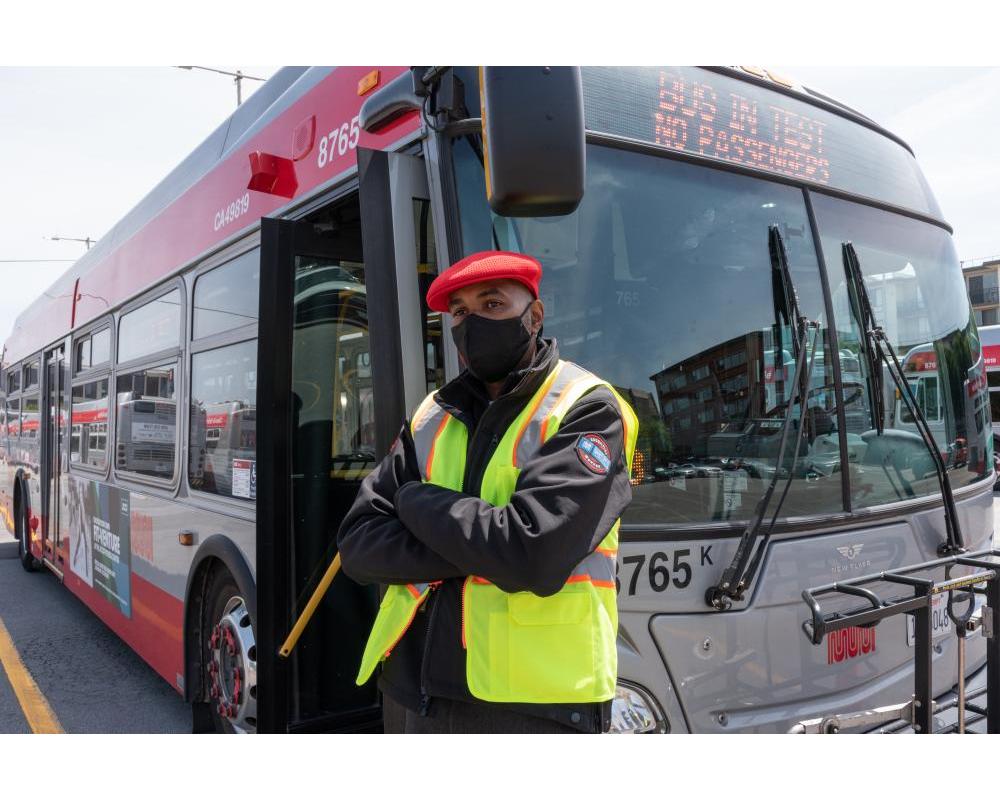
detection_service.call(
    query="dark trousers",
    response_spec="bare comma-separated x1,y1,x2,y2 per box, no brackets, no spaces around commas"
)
400,697,585,734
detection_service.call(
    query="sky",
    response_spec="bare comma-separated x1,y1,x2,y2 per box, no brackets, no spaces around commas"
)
778,66,1000,263
0,66,998,345
0,66,278,345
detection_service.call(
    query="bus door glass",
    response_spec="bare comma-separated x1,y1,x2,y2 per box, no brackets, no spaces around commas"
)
256,197,379,732
43,345,65,562
257,151,444,733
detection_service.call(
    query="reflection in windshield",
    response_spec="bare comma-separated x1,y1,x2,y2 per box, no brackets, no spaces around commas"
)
456,140,849,525
454,139,988,525
815,195,990,506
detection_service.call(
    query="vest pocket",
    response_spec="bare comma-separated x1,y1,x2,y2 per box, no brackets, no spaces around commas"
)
466,582,607,703
507,592,596,701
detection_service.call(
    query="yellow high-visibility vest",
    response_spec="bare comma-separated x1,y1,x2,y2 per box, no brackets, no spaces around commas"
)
355,359,638,704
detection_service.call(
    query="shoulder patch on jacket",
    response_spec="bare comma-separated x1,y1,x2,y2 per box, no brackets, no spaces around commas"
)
576,433,612,474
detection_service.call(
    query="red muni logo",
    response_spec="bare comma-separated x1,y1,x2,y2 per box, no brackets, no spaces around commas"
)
827,626,876,664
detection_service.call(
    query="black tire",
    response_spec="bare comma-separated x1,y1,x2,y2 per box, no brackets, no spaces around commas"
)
16,494,38,573
200,567,256,733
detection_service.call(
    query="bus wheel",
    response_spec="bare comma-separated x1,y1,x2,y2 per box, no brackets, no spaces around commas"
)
16,500,38,573
203,569,257,733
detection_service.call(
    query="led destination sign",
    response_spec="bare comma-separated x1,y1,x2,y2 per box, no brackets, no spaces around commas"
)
653,70,830,185
581,67,941,219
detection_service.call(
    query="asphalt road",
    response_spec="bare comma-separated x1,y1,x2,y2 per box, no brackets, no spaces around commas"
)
0,531,189,733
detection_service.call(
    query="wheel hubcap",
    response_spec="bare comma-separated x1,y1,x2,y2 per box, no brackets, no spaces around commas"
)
208,596,257,733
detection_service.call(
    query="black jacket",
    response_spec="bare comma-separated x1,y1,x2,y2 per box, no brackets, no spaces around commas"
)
336,338,633,732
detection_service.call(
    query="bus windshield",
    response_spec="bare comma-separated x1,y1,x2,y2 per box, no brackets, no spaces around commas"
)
452,139,990,526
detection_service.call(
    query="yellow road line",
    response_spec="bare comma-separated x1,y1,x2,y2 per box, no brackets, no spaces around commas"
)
0,615,63,733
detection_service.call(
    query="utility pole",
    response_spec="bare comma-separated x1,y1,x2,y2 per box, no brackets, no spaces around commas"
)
176,66,267,107
46,235,96,250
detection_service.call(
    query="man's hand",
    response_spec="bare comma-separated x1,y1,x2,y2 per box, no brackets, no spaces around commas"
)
389,421,423,486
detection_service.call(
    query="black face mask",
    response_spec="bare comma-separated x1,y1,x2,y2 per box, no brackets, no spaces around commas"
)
451,303,535,384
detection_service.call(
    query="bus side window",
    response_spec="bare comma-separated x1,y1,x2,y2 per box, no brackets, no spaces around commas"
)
4,366,19,442
91,328,111,367
114,364,178,481
75,338,91,372
22,393,39,441
189,248,259,499
6,398,19,439
118,289,182,364
23,360,39,391
71,378,109,469
74,327,111,374
115,288,184,483
189,342,257,499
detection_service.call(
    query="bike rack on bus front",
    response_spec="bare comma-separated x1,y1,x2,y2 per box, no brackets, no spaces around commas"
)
791,549,1000,734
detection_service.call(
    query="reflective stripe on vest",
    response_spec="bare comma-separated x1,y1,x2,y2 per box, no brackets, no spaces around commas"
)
411,393,466,487
354,360,638,703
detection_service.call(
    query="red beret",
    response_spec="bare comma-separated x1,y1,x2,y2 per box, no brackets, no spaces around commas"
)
426,250,542,313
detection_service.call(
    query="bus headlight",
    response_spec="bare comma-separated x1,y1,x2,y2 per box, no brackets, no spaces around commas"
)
608,681,667,734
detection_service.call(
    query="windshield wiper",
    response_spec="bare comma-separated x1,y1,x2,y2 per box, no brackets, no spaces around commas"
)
842,243,885,435
770,223,799,407
707,226,820,610
841,242,965,555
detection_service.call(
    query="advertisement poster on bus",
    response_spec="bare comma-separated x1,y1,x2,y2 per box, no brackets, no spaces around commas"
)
67,477,132,618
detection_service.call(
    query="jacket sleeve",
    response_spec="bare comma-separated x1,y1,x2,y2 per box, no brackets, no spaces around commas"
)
393,388,633,596
336,423,466,586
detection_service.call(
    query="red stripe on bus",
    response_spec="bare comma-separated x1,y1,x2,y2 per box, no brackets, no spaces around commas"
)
63,569,185,694
71,409,108,424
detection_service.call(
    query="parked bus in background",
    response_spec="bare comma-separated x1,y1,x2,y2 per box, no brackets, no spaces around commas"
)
200,401,255,497
978,324,1000,446
895,343,946,447
888,340,991,488
70,395,109,469
976,323,1000,485
0,66,993,734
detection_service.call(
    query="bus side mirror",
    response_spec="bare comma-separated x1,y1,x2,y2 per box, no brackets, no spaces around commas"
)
480,66,585,217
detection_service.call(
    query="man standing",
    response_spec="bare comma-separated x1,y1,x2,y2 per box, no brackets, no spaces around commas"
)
337,250,637,733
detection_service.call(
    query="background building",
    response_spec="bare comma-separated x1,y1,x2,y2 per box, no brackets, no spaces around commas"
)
963,256,1000,326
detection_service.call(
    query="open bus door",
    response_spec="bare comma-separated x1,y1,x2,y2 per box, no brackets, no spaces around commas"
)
256,149,445,732
42,343,66,567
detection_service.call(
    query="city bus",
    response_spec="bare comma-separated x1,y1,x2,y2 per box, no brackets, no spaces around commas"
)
69,395,109,469
979,323,1000,446
200,401,255,496
0,66,992,734
895,343,946,446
